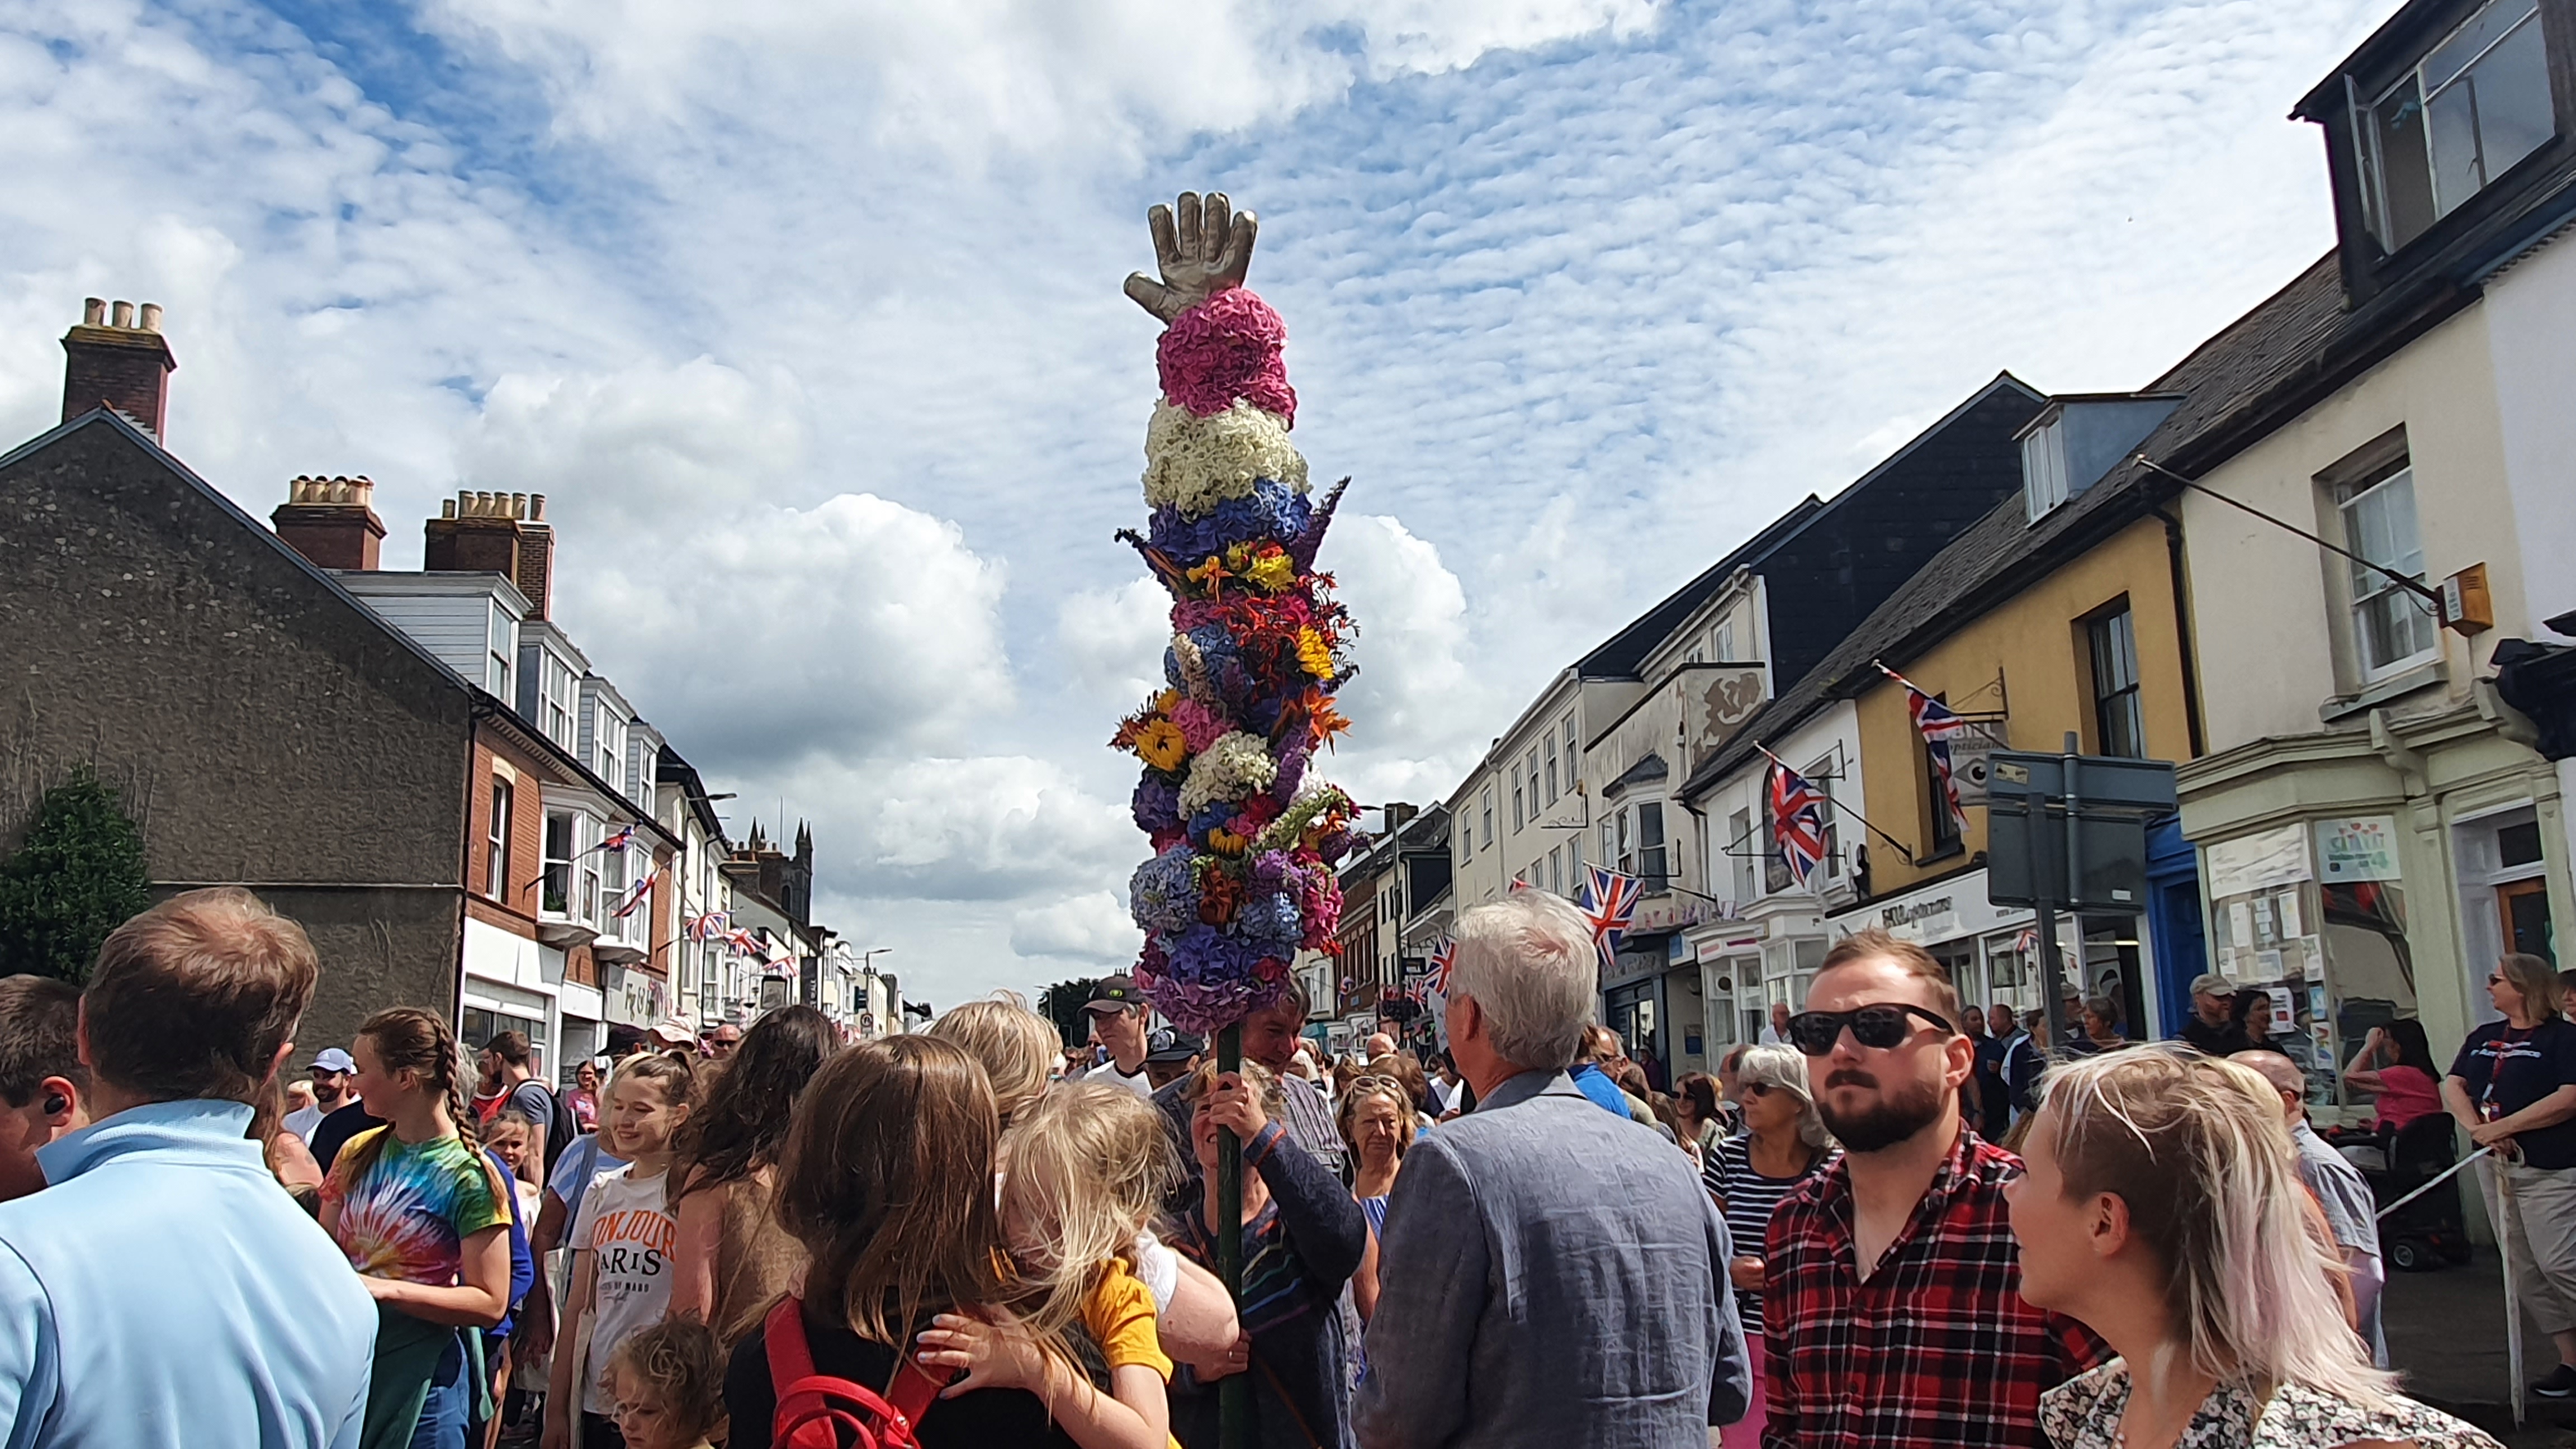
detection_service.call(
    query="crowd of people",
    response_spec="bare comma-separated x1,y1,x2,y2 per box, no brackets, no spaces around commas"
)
0,884,2554,1448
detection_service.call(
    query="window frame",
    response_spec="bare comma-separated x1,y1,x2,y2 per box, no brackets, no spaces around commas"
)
1561,717,1578,802
485,600,515,698
2087,602,2147,760
2335,458,2440,681
1636,801,1668,891
2354,0,2556,252
485,780,512,902
542,811,576,916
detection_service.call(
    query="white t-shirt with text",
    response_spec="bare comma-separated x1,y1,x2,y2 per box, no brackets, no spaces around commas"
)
568,1164,679,1414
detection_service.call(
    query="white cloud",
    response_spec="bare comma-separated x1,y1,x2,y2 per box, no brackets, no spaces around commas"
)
1316,513,1495,806
1055,577,1171,706
1010,890,1140,964
423,0,1655,161
0,0,2408,1011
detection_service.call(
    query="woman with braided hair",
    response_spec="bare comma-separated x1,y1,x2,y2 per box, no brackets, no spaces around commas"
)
323,1007,516,1449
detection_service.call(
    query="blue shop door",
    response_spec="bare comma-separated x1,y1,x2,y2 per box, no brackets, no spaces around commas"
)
2145,816,2208,1039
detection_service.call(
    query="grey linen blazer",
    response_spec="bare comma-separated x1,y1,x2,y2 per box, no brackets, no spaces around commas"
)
1352,1069,1749,1449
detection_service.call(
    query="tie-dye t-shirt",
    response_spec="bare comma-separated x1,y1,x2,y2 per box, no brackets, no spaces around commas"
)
323,1126,510,1285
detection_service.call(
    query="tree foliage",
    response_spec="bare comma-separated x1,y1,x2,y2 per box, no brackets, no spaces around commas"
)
0,767,151,984
1035,977,1101,1049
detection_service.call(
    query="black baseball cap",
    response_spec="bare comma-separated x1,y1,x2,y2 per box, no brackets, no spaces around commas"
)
1083,976,1143,1014
1145,1028,1205,1065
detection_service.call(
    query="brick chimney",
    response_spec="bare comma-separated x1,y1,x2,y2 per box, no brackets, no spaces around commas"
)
60,298,177,438
514,494,553,619
272,475,387,570
424,490,528,583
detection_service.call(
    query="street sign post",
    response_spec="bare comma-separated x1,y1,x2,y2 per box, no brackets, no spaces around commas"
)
1983,737,2176,1045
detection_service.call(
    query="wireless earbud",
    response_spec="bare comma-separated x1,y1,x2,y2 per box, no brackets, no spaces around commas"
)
41,1093,67,1117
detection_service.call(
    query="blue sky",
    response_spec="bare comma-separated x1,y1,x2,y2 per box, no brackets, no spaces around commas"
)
0,0,2389,1005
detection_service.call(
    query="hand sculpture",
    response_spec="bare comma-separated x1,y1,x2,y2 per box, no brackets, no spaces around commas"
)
1124,191,1259,323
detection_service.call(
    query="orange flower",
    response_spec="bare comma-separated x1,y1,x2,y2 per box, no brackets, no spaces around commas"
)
1135,719,1188,773
1309,698,1353,749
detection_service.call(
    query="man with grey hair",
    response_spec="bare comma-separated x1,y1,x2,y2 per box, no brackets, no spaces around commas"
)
1355,891,1749,1447
2242,1048,2385,1365
2176,972,2255,1057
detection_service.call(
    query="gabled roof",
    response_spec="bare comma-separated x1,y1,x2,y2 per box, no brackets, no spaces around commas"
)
1681,253,2359,802
1576,371,2044,682
2,408,680,851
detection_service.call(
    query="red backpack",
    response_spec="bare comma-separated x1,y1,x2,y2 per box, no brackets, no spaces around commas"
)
763,1298,957,1449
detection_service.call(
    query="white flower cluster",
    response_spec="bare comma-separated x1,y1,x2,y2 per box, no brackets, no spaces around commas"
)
1142,399,1309,516
1177,730,1280,816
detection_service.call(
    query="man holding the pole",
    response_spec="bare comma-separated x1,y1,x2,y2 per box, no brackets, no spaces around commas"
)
1356,891,1749,1447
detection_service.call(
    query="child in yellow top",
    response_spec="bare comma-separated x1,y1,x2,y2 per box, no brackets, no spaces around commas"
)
916,1081,1182,1449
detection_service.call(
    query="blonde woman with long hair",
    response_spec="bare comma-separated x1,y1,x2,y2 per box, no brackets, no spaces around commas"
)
929,993,1065,1129
2008,1046,2496,1448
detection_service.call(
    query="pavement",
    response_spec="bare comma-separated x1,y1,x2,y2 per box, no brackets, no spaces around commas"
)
2388,1248,2576,1447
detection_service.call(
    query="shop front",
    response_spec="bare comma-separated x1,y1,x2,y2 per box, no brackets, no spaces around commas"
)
1826,869,2163,1044
2177,705,2570,1120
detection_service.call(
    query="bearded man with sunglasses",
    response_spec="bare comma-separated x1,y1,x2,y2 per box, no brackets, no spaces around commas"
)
1761,927,2104,1449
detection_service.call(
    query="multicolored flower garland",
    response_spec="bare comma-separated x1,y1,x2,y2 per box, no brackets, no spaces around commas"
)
1112,285,1358,1033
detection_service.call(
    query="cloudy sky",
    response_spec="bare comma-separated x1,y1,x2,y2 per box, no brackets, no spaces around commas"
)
2,0,2390,1007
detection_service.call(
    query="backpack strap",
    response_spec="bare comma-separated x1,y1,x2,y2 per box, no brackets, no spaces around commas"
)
762,1297,959,1449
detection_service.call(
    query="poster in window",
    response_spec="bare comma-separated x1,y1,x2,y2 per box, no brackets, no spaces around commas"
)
2315,816,2402,882
2206,822,2313,898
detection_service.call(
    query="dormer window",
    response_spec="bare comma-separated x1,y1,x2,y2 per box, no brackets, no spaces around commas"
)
2355,0,2554,251
2022,417,2073,521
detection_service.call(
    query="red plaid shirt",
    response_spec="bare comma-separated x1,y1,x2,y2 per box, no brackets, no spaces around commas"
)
1761,1128,2105,1449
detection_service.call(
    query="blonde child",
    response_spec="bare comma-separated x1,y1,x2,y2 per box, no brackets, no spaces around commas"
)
917,1080,1178,1449
545,1053,695,1449
482,1115,546,1223
601,1319,726,1449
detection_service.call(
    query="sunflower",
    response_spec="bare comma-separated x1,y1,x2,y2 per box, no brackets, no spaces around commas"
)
1245,549,1297,593
1135,719,1189,773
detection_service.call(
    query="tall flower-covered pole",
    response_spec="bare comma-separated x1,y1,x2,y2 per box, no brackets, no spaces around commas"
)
1113,193,1359,1447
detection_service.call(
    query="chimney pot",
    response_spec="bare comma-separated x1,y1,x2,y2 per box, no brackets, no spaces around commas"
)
61,294,178,436
272,468,387,571
442,499,457,519
530,494,546,521
138,303,162,333
511,492,527,519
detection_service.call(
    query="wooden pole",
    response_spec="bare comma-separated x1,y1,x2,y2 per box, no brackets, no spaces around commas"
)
1215,1022,1251,1446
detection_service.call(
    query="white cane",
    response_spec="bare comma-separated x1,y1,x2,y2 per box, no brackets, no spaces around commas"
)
2489,1149,2527,1428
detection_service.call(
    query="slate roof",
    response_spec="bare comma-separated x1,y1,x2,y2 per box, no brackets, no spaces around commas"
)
1679,249,2370,802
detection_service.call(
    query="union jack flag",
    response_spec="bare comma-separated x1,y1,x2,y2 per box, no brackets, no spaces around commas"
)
582,824,639,858
685,910,729,943
1419,936,1456,1001
1881,664,1971,832
609,868,655,920
1767,755,1832,889
1576,865,1644,962
723,926,760,956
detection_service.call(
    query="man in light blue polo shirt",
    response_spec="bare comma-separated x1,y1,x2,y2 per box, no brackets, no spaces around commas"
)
0,888,376,1448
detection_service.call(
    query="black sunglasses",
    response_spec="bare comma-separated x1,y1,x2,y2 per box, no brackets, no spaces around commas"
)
1786,1003,1957,1057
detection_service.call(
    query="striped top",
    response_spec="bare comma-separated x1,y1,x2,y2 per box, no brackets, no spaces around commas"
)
1701,1135,1827,1332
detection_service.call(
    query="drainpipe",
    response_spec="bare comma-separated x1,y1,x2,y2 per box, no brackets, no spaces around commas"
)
2158,509,2208,760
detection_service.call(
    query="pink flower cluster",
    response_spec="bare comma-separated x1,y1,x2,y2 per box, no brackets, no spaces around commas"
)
1156,287,1297,425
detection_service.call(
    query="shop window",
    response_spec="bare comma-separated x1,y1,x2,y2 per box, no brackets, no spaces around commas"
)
462,1006,547,1077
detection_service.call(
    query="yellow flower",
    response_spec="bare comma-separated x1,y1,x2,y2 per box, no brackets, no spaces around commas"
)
1136,719,1189,773
1156,689,1182,714
1246,551,1297,593
1186,557,1231,598
1296,627,1335,679
1208,827,1248,856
